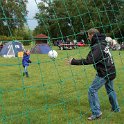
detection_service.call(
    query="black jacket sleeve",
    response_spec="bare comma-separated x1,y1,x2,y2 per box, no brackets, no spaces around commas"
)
71,45,102,65
71,58,84,65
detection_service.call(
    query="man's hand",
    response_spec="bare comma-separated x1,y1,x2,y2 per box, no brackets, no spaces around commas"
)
65,58,74,65
69,58,74,64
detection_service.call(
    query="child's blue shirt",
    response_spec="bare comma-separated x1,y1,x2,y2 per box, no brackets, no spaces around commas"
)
22,53,30,66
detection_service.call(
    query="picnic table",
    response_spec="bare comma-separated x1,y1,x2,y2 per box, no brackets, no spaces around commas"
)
58,43,77,50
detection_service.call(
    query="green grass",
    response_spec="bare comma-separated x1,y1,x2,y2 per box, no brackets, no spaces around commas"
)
0,46,124,124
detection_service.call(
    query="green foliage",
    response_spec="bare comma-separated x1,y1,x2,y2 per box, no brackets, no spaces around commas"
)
0,27,33,43
0,35,32,46
0,35,23,41
13,27,33,40
20,40,32,46
34,0,124,42
0,0,27,36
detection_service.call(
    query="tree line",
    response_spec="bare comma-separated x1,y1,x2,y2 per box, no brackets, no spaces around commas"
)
34,0,124,43
0,0,30,42
0,0,124,43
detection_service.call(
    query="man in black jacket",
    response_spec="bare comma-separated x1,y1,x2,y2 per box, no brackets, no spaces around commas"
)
69,28,120,120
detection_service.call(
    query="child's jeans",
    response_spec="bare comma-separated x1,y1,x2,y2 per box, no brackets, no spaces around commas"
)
23,66,28,73
88,75,120,116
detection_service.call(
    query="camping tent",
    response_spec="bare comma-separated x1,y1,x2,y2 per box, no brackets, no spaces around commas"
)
31,44,51,54
0,41,24,58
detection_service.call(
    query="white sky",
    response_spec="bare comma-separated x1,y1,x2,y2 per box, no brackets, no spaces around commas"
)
26,0,41,30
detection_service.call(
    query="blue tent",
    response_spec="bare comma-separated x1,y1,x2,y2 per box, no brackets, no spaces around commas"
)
0,41,24,57
31,44,51,54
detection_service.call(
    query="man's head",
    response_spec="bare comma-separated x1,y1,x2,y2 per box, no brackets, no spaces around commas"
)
87,28,99,41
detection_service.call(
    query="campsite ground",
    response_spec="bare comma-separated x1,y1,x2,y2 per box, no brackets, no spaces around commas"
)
0,46,124,124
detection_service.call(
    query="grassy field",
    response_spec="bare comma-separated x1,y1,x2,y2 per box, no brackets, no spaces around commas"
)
0,46,124,124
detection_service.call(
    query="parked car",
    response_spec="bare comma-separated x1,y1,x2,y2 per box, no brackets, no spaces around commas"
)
77,42,86,47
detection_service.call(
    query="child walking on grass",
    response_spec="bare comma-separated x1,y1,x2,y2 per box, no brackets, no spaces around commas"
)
22,50,31,77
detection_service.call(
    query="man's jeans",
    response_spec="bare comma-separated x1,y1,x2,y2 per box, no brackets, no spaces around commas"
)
88,75,120,116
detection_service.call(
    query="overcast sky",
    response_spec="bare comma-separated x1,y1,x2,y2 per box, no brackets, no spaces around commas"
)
27,0,41,30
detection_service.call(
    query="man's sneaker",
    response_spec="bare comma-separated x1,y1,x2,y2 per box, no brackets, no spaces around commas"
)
88,112,102,121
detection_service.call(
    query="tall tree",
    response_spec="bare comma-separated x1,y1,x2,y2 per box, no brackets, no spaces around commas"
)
34,0,124,41
0,0,28,36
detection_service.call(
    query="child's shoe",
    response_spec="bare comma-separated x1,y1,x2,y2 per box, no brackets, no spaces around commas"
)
25,72,29,77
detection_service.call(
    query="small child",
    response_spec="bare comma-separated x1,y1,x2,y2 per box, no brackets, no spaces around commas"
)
22,50,31,77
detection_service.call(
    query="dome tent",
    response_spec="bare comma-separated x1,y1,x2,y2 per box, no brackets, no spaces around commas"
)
31,44,51,54
31,33,51,54
0,41,24,58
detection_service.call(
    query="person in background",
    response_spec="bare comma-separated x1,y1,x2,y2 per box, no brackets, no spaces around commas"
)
69,28,120,120
66,38,71,44
22,50,31,77
0,42,3,51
